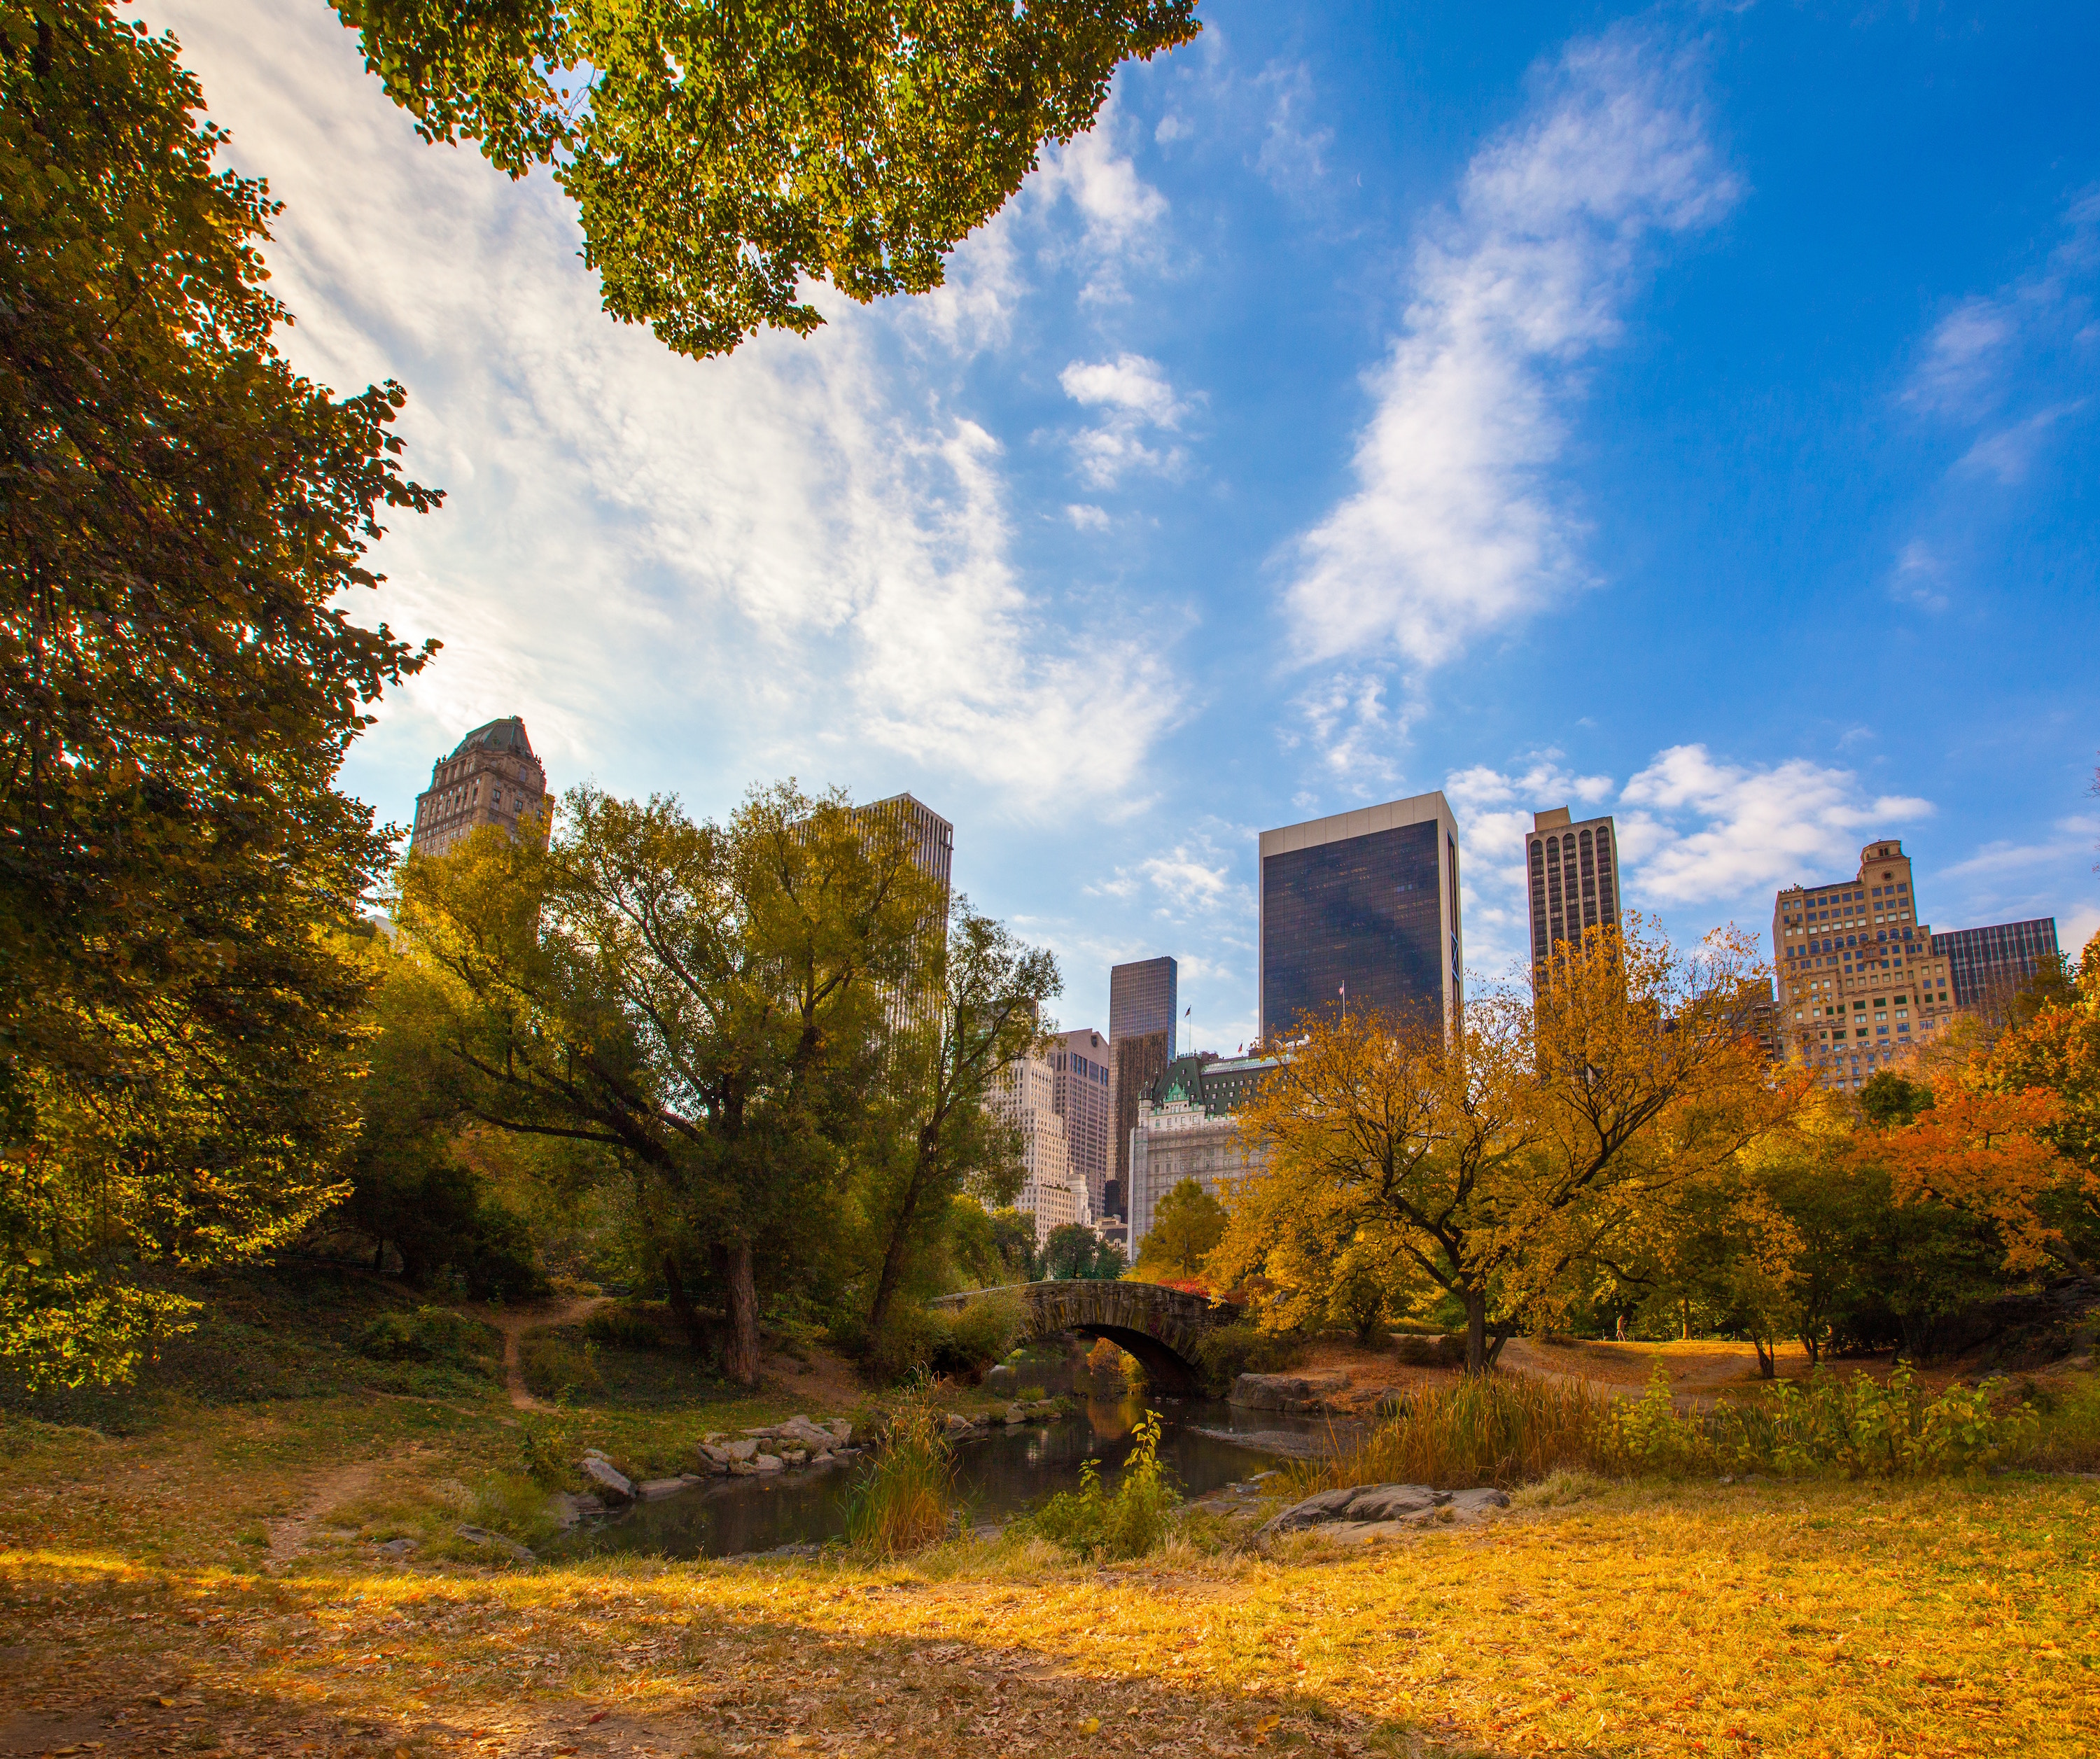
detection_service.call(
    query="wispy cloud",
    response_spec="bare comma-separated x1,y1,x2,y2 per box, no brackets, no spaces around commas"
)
1617,745,1933,905
1281,24,1740,717
1254,61,1332,195
1939,817,2100,881
1060,352,1193,488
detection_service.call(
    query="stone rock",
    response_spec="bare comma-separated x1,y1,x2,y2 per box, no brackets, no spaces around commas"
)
455,1525,536,1563
582,1447,612,1461
636,1477,694,1501
827,1419,854,1445
727,1461,759,1476
778,1417,838,1453
375,1537,419,1560
1230,1371,1350,1413
741,1426,779,1439
945,1413,975,1435
752,1453,785,1473
580,1457,635,1501
722,1438,760,1462
781,1450,808,1468
547,1492,590,1528
1259,1481,1508,1539
1371,1387,1408,1420
1003,1403,1028,1425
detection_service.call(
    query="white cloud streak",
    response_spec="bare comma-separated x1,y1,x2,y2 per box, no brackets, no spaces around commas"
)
1283,27,1739,677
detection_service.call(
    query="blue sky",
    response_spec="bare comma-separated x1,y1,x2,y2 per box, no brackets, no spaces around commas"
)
161,0,2099,1050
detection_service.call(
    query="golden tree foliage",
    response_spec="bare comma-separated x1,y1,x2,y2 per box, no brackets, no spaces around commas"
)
1865,1081,2073,1273
1214,918,1801,1371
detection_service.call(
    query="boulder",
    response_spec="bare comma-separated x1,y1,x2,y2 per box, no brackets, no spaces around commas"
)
827,1419,854,1445
778,1417,838,1453
375,1537,419,1560
579,1457,634,1502
1259,1481,1508,1541
781,1450,808,1468
455,1524,536,1563
722,1438,760,1462
636,1477,694,1501
1230,1371,1350,1413
944,1413,976,1436
752,1453,785,1473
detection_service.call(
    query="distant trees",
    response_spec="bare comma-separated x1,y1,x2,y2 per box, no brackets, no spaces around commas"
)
0,3,437,1388
1042,1224,1124,1282
330,0,1201,356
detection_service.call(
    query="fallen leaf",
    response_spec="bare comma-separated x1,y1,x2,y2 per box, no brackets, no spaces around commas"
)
1078,1717,1100,1735
587,1710,608,1725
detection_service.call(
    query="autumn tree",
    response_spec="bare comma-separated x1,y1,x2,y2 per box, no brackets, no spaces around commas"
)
1217,920,1799,1372
1135,1177,1227,1281
330,0,1200,356
0,4,437,1387
858,900,1056,1341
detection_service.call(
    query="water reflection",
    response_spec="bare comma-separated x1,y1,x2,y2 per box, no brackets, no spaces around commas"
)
550,1391,1341,1562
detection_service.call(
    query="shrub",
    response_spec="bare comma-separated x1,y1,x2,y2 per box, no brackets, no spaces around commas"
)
582,1304,666,1351
864,1292,1024,1385
519,1333,602,1399
846,1376,956,1555
1016,1409,1178,1561
2014,1371,2100,1471
356,1305,490,1367
1192,1322,1307,1394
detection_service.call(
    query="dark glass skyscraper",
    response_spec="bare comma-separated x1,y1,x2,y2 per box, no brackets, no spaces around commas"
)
1107,955,1177,1221
1258,793,1463,1039
1935,918,2061,1009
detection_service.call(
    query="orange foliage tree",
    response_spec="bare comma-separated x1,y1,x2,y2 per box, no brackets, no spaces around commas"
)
1214,918,1802,1372
1863,1082,2071,1273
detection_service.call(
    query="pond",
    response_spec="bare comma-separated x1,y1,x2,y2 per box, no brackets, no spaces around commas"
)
547,1392,1350,1562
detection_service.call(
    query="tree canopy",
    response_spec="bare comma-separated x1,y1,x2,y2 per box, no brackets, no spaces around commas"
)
329,0,1201,356
0,2,438,1388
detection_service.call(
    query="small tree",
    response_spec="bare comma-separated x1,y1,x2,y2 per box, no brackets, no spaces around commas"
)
1135,1179,1227,1281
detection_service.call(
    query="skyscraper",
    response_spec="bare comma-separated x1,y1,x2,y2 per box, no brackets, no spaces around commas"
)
1935,918,2062,1011
409,717,552,860
988,1051,1086,1245
1048,1028,1113,1219
857,792,954,902
1107,956,1177,1219
1257,792,1464,1039
1771,839,1956,1092
852,792,953,1043
1527,806,1619,968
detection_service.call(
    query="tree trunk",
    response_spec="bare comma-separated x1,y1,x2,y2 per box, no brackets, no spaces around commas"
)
718,1240,761,1386
867,1143,934,1344
1754,1333,1776,1378
1464,1286,1488,1375
661,1252,708,1354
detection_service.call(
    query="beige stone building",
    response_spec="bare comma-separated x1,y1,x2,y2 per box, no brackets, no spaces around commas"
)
1771,838,1956,1091
409,717,552,860
1126,1050,1278,1249
989,1052,1088,1245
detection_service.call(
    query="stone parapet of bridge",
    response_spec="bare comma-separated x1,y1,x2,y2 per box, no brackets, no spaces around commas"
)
930,1280,1240,1394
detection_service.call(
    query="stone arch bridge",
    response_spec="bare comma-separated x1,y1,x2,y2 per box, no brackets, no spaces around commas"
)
930,1281,1240,1394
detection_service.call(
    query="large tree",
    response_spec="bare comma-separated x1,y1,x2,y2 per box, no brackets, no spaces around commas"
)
0,3,437,1387
398,783,950,1382
329,0,1201,356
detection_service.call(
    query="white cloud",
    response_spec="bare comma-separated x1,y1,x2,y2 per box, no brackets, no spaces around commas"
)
1031,100,1171,304
1254,62,1333,195
1281,27,1739,685
1065,503,1112,532
1955,401,2087,484
1939,817,2100,881
155,0,1180,819
1059,353,1192,488
1617,745,1933,904
1889,538,1947,611
1442,756,1619,973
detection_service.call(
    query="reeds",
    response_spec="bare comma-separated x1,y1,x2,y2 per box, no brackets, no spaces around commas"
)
844,1378,957,1555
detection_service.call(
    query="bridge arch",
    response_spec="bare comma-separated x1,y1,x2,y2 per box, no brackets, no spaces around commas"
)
931,1282,1238,1396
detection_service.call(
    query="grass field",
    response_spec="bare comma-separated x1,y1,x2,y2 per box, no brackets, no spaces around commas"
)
4,1277,2096,1758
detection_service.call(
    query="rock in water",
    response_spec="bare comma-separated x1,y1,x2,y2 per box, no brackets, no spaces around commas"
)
1230,1371,1350,1413
580,1457,635,1501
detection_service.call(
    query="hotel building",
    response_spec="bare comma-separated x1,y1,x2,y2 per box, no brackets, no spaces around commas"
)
1127,1050,1280,1249
988,1051,1088,1245
1771,839,1956,1091
1257,792,1464,1039
409,717,552,860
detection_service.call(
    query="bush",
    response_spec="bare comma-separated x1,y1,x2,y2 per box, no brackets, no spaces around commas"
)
519,1333,602,1399
356,1305,491,1367
2015,1371,2100,1471
582,1304,666,1351
1192,1322,1307,1394
1287,1373,1616,1494
846,1377,956,1555
1016,1409,1177,1561
863,1292,1024,1385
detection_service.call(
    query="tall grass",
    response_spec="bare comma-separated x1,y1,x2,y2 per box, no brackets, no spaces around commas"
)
845,1378,957,1555
1286,1364,2045,1497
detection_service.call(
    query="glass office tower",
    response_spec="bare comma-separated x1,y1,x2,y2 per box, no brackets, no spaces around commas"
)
1257,793,1463,1039
1107,955,1177,1220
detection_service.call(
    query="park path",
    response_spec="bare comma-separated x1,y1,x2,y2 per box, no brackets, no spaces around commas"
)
492,1294,607,1410
263,1459,380,1570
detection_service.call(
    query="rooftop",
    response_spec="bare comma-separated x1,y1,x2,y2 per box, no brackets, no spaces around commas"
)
448,716,538,762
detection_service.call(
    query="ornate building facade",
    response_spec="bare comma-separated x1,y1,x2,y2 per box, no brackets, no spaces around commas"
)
409,717,552,859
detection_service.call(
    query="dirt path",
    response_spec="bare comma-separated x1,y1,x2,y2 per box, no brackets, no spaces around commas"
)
263,1460,380,1569
491,1295,606,1411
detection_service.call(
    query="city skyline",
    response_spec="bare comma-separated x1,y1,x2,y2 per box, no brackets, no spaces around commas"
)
163,0,2100,1057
